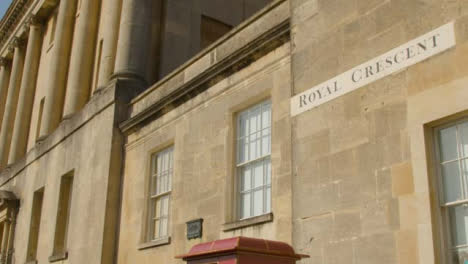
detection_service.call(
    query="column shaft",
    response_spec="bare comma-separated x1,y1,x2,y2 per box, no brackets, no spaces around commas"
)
0,61,11,133
95,0,122,90
62,0,100,117
113,0,152,87
6,216,15,264
38,0,77,139
0,222,9,263
9,23,43,164
0,43,25,168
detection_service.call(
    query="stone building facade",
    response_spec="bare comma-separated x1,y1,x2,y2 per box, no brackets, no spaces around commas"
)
0,0,467,264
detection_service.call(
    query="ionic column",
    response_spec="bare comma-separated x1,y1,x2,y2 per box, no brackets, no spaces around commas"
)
8,18,43,164
38,0,78,139
112,0,152,88
0,39,25,169
0,59,11,133
0,221,10,264
62,0,100,117
95,0,122,90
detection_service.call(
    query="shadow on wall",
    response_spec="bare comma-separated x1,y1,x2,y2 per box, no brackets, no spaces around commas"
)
149,0,273,84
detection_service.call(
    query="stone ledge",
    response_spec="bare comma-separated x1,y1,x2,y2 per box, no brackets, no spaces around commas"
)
48,251,68,263
121,0,290,134
0,80,119,187
138,236,171,250
129,0,288,107
223,213,274,232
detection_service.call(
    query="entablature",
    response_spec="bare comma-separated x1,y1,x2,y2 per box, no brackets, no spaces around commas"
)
0,0,58,58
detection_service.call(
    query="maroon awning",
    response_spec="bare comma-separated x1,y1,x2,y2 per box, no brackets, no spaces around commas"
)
176,236,309,261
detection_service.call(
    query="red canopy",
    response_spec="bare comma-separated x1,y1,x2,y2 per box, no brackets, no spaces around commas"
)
176,236,309,261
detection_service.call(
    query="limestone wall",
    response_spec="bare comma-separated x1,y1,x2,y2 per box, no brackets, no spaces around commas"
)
289,0,468,263
0,84,122,264
119,42,292,264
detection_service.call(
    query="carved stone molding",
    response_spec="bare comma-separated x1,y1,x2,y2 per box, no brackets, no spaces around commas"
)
0,58,10,67
0,0,34,50
24,15,41,30
7,37,24,52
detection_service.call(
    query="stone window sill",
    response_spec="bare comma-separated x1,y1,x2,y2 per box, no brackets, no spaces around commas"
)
223,213,273,232
138,236,171,250
49,251,68,263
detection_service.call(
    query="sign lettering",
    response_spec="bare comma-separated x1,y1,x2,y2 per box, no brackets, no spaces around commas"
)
291,22,456,117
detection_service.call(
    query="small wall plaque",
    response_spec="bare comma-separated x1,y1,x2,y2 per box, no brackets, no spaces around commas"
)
186,218,203,240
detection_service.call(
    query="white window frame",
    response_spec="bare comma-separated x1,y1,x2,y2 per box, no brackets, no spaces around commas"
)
434,118,468,264
147,146,173,242
236,100,272,220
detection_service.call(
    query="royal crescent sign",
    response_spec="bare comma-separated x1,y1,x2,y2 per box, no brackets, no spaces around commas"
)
291,22,456,117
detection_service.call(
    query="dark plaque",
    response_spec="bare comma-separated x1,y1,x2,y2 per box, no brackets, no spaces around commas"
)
186,218,203,240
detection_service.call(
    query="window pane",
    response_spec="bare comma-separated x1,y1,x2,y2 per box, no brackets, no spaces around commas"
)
253,190,264,216
159,175,166,194
148,147,173,241
262,103,271,129
151,175,157,196
168,171,172,191
442,162,463,203
148,219,155,240
156,176,161,195
163,174,169,193
239,113,249,138
449,204,468,247
249,132,260,160
241,193,251,219
266,187,271,213
153,219,160,239
238,138,248,164
160,218,168,237
161,196,169,217
262,129,271,156
157,153,162,174
237,101,271,220
253,161,263,188
168,149,174,168
162,152,168,173
241,166,252,192
266,160,271,185
460,122,468,159
155,154,161,174
155,199,161,219
463,159,468,200
440,126,459,162
250,107,260,134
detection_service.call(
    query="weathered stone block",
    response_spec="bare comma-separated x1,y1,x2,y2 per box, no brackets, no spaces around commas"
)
391,162,414,196
396,229,419,264
353,232,397,264
332,210,361,241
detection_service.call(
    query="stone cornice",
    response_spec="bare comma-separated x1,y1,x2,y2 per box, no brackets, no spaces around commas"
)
0,0,34,51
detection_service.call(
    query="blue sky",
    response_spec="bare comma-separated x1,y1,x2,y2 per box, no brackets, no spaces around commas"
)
0,0,13,20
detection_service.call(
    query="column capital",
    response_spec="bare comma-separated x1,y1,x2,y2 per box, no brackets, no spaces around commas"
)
0,58,9,67
7,37,25,52
24,15,43,30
